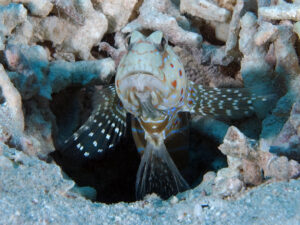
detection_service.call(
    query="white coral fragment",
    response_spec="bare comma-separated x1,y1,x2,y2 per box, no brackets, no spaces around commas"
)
293,21,300,38
259,2,300,21
12,0,53,17
98,0,139,32
180,0,231,22
0,64,24,132
0,3,27,36
62,0,108,60
254,22,278,46
218,126,300,185
30,0,108,60
122,0,202,47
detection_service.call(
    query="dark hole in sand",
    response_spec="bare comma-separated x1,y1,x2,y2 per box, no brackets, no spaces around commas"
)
50,85,227,203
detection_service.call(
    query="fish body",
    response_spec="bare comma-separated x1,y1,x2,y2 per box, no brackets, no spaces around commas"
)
115,31,193,198
62,31,269,199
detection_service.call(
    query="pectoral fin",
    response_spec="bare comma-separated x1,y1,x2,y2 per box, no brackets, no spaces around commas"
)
187,82,271,119
61,85,127,160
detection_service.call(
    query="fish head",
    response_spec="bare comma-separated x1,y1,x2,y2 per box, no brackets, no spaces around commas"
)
115,31,187,118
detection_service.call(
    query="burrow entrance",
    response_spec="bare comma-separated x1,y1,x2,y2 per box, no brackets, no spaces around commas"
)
50,85,227,203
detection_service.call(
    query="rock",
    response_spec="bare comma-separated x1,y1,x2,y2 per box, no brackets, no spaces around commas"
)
122,0,202,47
97,0,139,32
185,0,245,66
214,167,245,197
61,0,108,59
0,3,27,37
217,0,236,11
2,140,299,225
218,126,300,187
239,12,277,119
48,58,115,93
218,126,257,160
4,44,50,99
0,63,24,133
259,2,300,21
7,20,33,45
294,21,300,39
51,0,84,25
242,159,262,185
180,0,231,22
13,0,53,17
32,16,73,46
271,100,300,162
254,22,278,46
5,44,115,100
173,46,242,87
26,0,108,60
260,22,300,148
214,22,230,42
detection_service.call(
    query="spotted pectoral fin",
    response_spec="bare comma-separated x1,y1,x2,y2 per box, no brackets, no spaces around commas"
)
187,82,270,119
61,85,127,160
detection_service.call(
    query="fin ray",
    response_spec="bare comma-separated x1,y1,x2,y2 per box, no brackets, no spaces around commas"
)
188,82,271,119
61,85,127,160
136,141,189,200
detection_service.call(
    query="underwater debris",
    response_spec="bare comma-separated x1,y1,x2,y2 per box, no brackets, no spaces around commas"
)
271,100,300,162
216,126,300,197
258,1,300,21
1,1,107,60
51,0,85,25
0,63,24,133
57,0,108,60
98,32,128,66
211,0,243,65
1,141,300,224
239,12,277,118
4,43,115,99
180,0,231,23
184,0,244,66
122,0,202,47
96,0,139,33
260,20,300,150
14,0,53,17
0,63,54,159
0,3,27,37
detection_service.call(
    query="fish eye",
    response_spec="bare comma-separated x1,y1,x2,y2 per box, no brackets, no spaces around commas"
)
158,37,167,51
125,34,131,49
161,37,167,47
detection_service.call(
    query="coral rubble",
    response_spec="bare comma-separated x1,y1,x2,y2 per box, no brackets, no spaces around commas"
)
0,0,300,223
122,0,202,47
216,126,300,197
180,0,231,22
259,1,300,21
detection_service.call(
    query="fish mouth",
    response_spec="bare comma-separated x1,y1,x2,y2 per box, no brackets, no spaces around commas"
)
118,73,168,118
118,73,168,97
125,70,156,77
